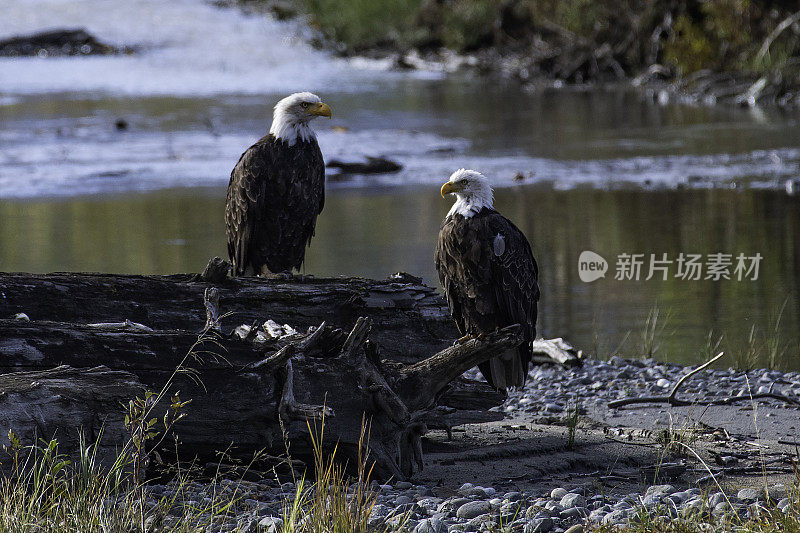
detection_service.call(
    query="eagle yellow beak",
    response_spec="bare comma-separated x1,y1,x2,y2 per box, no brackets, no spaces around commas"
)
309,102,332,118
441,181,462,197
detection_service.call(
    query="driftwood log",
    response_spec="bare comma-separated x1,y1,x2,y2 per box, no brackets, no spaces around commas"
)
0,268,575,479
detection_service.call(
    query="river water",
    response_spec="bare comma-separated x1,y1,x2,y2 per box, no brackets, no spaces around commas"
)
1,0,798,369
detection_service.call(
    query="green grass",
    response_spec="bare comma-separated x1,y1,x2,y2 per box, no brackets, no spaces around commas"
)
301,0,425,51
0,435,225,532
0,323,385,533
298,0,800,79
0,415,385,532
280,415,386,533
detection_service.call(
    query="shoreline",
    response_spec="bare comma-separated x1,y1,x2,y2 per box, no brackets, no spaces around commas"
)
123,355,800,532
228,0,800,111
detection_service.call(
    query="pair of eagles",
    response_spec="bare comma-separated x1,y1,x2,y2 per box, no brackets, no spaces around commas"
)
225,92,539,390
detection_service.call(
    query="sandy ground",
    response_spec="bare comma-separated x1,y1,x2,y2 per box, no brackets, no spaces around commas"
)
415,402,800,500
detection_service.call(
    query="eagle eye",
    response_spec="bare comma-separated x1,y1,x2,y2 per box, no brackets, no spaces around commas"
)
300,102,311,109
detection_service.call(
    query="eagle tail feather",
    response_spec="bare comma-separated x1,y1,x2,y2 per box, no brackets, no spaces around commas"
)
482,349,526,390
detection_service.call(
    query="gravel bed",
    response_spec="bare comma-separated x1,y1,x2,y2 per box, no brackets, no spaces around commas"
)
140,477,797,532
483,356,800,419
140,358,800,531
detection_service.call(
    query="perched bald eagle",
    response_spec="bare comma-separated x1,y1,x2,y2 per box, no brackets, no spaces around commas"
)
225,92,331,276
435,169,540,389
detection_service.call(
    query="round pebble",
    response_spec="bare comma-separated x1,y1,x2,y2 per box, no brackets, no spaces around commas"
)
456,501,491,520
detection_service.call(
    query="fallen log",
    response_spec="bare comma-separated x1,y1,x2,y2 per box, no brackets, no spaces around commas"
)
0,271,454,364
0,319,521,478
0,269,576,479
0,365,143,466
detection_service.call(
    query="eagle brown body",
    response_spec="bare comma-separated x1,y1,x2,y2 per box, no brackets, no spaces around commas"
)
435,206,540,389
225,134,325,276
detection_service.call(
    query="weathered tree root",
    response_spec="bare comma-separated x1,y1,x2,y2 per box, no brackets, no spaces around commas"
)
0,271,526,479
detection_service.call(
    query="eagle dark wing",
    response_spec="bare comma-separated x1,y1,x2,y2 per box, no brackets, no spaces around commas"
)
435,208,539,388
486,212,539,343
225,135,325,276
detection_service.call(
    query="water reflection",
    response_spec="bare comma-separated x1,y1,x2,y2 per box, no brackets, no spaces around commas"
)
1,186,797,369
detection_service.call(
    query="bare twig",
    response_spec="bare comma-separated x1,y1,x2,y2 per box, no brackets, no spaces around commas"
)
203,287,221,332
609,352,800,408
756,10,800,63
609,352,724,408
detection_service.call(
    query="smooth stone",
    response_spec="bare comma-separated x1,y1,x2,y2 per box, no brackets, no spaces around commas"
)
417,498,442,510
559,507,585,521
560,493,585,509
712,502,732,516
682,499,703,517
708,492,726,508
371,504,390,518
237,518,258,533
524,517,553,533
778,498,791,512
395,481,413,490
415,518,446,533
737,488,760,502
386,514,411,529
257,517,283,533
640,494,661,507
602,509,627,525
645,484,674,496
525,506,545,519
505,492,522,502
389,503,424,518
439,498,471,514
544,501,563,513
589,508,607,521
465,514,489,529
564,526,584,533
550,488,568,500
395,495,414,505
456,501,491,520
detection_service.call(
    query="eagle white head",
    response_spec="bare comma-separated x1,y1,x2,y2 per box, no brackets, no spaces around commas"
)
441,168,494,218
269,92,332,146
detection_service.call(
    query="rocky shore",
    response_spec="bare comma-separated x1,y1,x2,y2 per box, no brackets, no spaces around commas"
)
140,475,796,533
137,356,800,532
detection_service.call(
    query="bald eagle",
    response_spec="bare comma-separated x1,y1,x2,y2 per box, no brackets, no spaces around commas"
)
225,92,332,276
435,169,540,389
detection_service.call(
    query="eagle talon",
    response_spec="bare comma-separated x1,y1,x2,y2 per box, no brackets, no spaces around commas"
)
454,334,475,345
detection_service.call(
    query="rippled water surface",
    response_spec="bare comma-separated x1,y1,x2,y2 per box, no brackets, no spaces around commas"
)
1,0,799,369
